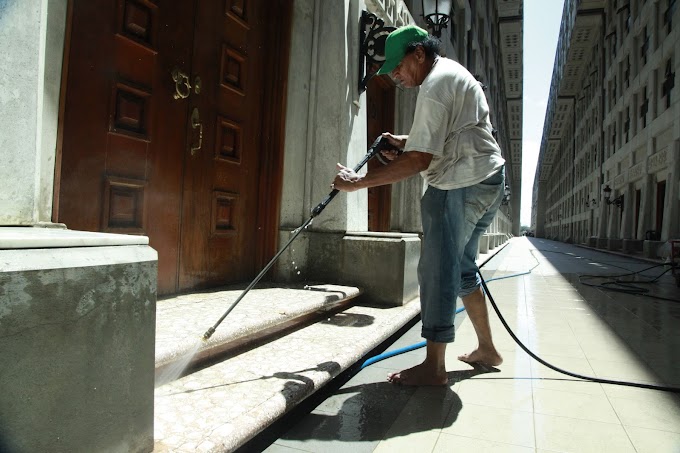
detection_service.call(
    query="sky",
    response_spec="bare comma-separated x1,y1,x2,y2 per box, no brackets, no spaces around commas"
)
520,0,565,226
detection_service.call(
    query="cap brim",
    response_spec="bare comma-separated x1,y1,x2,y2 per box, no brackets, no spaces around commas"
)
376,59,399,75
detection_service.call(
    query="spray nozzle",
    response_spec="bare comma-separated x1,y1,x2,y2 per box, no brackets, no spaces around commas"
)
202,327,215,341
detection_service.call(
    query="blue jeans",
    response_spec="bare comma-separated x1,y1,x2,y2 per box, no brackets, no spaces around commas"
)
418,167,505,343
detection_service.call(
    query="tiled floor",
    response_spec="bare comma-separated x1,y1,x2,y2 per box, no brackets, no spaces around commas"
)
265,237,680,453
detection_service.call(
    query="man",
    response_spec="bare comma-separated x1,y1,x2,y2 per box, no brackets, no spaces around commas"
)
332,25,505,386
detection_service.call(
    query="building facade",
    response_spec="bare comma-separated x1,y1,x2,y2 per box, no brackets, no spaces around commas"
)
0,1,522,449
1,0,522,298
532,0,679,257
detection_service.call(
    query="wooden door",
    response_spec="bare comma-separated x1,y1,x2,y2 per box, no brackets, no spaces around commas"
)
366,76,395,232
177,0,268,290
57,0,290,295
635,189,641,238
656,181,666,233
56,0,194,295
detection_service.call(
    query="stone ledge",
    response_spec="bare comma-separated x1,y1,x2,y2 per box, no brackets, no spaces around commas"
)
0,226,148,249
154,284,363,381
345,231,420,239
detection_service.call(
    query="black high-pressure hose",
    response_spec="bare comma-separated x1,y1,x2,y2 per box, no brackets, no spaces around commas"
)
480,255,680,393
364,244,680,393
202,136,400,341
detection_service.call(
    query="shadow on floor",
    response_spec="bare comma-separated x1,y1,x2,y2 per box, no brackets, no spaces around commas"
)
525,238,680,387
277,364,498,444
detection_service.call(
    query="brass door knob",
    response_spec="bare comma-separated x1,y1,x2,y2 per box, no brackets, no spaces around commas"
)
172,68,192,100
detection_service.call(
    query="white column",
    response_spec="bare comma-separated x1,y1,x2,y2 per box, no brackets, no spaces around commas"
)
662,140,680,239
620,183,634,239
0,0,67,226
280,0,368,233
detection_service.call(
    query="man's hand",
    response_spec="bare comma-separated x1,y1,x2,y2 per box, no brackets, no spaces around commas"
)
332,163,363,192
380,132,408,162
382,132,407,149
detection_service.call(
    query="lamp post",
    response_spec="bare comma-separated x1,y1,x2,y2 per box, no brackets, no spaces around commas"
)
501,184,511,205
603,184,623,208
422,0,452,38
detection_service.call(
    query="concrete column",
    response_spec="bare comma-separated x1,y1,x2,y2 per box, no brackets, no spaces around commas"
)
661,140,680,239
275,0,423,294
280,0,367,233
597,197,608,238
638,174,654,239
0,231,157,453
609,202,621,238
0,0,67,226
620,184,634,239
512,184,521,236
535,180,547,238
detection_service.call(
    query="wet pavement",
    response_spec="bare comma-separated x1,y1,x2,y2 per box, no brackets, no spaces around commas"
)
264,237,680,453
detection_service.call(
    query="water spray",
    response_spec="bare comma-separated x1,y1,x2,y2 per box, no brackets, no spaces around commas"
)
202,136,399,341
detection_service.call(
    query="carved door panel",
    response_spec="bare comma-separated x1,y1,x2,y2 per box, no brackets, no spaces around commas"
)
57,0,194,295
366,76,395,232
58,0,279,295
178,0,268,289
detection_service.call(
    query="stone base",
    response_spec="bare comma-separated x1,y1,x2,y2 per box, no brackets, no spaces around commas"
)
643,240,666,259
622,239,644,253
342,233,420,306
274,230,419,306
607,238,623,251
479,234,490,254
482,233,508,251
0,229,157,453
596,237,608,249
588,237,597,247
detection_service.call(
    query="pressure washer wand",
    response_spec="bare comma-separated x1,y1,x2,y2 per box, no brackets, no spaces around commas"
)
202,136,398,341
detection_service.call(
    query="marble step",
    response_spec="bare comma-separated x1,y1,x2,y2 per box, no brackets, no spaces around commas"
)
152,293,421,452
154,283,364,383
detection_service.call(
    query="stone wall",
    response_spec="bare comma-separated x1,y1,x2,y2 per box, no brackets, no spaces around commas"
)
0,243,157,453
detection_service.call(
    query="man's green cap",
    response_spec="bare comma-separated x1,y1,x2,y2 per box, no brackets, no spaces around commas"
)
377,25,429,75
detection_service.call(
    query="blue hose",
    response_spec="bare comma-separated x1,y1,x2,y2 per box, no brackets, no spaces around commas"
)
359,271,530,369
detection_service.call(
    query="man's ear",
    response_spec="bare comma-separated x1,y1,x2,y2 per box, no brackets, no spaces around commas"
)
415,45,426,62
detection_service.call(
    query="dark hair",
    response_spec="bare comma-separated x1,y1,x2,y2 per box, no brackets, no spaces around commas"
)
405,36,441,58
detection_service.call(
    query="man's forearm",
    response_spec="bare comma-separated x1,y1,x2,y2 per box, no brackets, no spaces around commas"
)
354,150,432,189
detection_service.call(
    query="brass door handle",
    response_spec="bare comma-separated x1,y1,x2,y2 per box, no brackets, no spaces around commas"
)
191,107,203,155
172,68,192,100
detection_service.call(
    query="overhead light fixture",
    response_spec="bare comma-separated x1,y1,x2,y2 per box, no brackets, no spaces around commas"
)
358,11,395,94
422,0,452,38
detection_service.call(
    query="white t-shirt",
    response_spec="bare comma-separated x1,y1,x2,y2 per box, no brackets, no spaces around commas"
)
404,57,505,190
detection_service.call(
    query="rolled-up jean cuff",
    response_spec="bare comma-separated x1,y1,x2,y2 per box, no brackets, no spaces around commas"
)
421,326,456,343
458,274,481,297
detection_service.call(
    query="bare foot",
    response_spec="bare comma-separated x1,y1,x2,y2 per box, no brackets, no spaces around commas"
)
387,362,448,386
458,347,503,367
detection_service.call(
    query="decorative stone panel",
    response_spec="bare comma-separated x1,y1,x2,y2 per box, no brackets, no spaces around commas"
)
648,147,668,174
628,161,645,183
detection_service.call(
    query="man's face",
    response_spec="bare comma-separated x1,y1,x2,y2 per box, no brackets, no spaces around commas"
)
389,46,426,88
